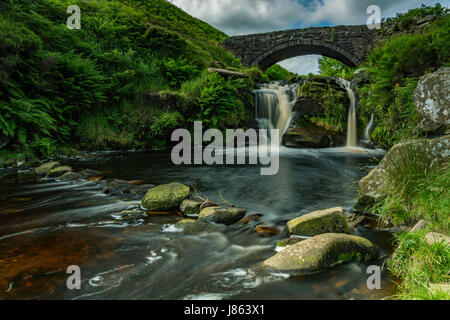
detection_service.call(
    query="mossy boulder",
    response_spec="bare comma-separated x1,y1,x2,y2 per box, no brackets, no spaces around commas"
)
46,166,73,178
141,182,190,211
59,172,81,181
180,199,202,216
198,206,246,225
287,207,351,237
277,236,304,248
35,161,60,175
175,218,225,234
262,233,379,275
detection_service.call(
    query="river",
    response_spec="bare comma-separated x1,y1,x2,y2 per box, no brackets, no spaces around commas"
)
0,147,398,300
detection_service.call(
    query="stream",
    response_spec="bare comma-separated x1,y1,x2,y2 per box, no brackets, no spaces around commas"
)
0,147,398,300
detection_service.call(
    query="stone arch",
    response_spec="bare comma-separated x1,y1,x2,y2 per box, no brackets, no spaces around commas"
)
250,39,360,70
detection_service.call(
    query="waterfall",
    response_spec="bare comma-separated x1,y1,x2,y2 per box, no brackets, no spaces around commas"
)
338,79,358,148
253,82,298,144
364,113,375,142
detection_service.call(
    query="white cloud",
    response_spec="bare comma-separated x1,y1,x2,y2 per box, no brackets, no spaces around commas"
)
279,55,320,75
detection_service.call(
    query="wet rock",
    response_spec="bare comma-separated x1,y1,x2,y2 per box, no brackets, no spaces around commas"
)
254,225,281,237
180,199,202,216
80,169,104,179
59,172,81,182
35,161,60,175
287,207,351,237
175,219,225,234
236,214,263,225
414,67,450,131
141,182,190,211
46,166,73,178
282,122,345,148
409,220,427,233
198,206,246,225
277,236,304,248
424,232,450,246
261,233,379,275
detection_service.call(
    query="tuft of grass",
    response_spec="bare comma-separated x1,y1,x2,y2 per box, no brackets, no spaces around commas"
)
389,231,450,300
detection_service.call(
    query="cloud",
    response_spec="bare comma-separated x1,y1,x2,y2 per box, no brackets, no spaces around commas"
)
279,55,320,75
169,0,447,74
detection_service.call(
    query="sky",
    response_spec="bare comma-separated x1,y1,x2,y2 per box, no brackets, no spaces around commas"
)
168,0,449,74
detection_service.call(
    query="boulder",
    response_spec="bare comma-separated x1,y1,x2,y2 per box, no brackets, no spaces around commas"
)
355,136,450,213
180,199,202,216
46,166,73,178
425,232,450,246
35,161,60,175
414,68,450,131
261,233,379,275
141,182,190,211
287,207,351,237
276,236,304,249
282,122,345,148
80,169,104,179
198,206,246,225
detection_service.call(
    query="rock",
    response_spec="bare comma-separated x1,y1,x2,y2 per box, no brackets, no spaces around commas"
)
261,233,379,275
355,136,450,214
276,236,304,248
208,67,247,78
46,166,73,178
282,122,345,148
414,68,450,131
59,172,81,181
254,225,281,237
287,207,351,237
114,210,146,222
409,220,427,233
175,219,225,234
425,232,450,246
236,214,263,225
141,182,190,211
180,199,202,216
35,161,60,175
80,169,104,179
198,206,246,225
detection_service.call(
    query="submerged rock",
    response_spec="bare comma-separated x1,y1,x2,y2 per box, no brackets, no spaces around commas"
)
35,161,60,175
198,206,246,225
287,207,351,237
414,67,450,132
175,219,225,234
180,199,202,216
142,182,190,211
261,233,379,275
254,225,281,237
46,166,73,178
59,172,81,181
236,214,263,225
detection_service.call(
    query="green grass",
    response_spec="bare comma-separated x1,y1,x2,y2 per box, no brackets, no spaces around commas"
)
389,231,450,300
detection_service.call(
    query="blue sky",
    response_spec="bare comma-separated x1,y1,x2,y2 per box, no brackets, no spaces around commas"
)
169,0,449,74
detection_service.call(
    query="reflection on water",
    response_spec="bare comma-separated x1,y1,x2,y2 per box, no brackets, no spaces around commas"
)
0,147,396,300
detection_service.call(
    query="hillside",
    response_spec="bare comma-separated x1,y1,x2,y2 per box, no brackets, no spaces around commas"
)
0,0,291,164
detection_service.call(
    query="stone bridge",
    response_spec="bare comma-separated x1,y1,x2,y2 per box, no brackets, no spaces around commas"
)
222,25,380,69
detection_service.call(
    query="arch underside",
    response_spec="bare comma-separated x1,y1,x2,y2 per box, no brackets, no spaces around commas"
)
252,40,360,70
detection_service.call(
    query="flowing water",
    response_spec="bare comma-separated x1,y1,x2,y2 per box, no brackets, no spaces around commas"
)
338,79,358,148
364,113,375,143
254,83,298,143
0,147,397,300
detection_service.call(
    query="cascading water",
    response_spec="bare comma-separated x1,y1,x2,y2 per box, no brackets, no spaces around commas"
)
338,79,358,148
364,113,375,142
253,82,298,144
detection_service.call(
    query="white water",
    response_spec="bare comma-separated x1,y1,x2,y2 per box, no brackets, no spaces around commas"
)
253,82,298,144
364,113,375,142
338,79,358,148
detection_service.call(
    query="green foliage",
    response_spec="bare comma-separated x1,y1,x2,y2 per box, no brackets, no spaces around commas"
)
384,3,448,25
389,231,450,300
262,64,296,81
151,111,184,138
358,15,449,148
318,57,354,79
162,57,200,88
